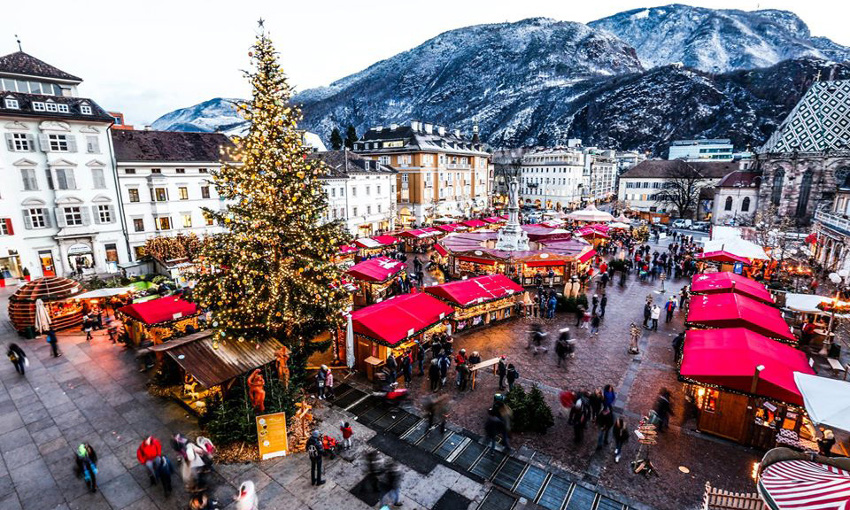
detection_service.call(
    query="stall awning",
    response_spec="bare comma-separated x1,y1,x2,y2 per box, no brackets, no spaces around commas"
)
457,256,496,266
73,287,134,299
436,223,463,233
680,328,813,405
785,293,850,318
154,331,284,388
483,217,503,224
525,259,567,268
372,235,399,246
434,244,448,257
690,272,774,304
397,229,430,239
759,459,850,509
695,250,752,265
687,293,796,342
793,373,850,432
425,275,523,308
118,296,199,325
352,293,454,346
577,249,597,264
346,256,405,283
337,245,359,254
354,235,398,248
462,219,487,228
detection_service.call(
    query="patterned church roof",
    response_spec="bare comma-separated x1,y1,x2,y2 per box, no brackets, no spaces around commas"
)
761,80,850,153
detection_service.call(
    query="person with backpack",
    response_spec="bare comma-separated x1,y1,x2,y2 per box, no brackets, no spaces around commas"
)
6,343,26,375
506,364,519,391
75,443,98,493
137,436,163,486
306,431,325,486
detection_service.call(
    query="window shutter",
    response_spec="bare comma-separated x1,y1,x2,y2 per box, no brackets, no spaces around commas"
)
66,135,77,153
26,134,34,151
38,134,50,151
5,218,13,235
108,205,116,223
91,206,101,224
80,207,91,226
5,133,14,151
43,209,53,228
21,211,32,230
67,169,76,189
55,208,66,228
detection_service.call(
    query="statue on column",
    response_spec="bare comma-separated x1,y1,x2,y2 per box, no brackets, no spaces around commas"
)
247,369,266,412
508,177,519,209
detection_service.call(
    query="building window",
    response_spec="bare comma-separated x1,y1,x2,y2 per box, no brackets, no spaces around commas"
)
63,207,83,226
26,208,47,228
176,168,185,174
352,206,358,216
182,213,192,228
128,188,140,202
91,168,106,189
86,136,100,153
20,168,38,191
352,187,357,197
378,204,382,213
54,168,76,190
204,212,214,226
151,168,161,174
157,217,172,230
331,188,336,197
0,218,12,235
366,186,371,196
124,168,136,174
377,185,381,194
32,101,46,111
178,187,189,200
199,168,208,173
80,105,92,115
4,97,19,109
133,218,144,232
6,133,32,152
201,186,210,199
796,170,814,218
741,197,750,212
97,205,112,223
47,134,71,152
57,104,69,113
367,205,372,215
771,169,784,207
153,188,168,202
724,196,733,211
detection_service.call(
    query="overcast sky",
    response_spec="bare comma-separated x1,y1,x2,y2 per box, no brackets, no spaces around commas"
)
2,0,847,125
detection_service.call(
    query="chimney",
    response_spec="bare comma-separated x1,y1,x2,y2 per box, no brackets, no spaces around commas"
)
424,123,433,134
375,125,383,132
390,123,398,130
410,120,420,131
453,129,461,138
438,126,446,136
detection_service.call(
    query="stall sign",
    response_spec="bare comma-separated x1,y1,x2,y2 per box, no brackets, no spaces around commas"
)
733,261,744,275
256,412,288,460
68,243,92,256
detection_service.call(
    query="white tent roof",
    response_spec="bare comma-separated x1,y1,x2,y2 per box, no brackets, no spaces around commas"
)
703,237,770,260
785,293,850,318
794,372,850,432
73,287,134,299
566,205,614,223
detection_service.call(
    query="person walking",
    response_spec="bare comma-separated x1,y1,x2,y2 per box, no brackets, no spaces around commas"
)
234,481,259,510
612,417,629,463
599,295,607,318
438,353,451,389
75,443,98,493
137,436,163,486
484,411,511,453
653,388,674,432
603,385,616,409
650,304,661,331
547,293,557,319
555,328,570,367
569,400,588,443
46,328,61,357
154,455,174,497
83,314,94,341
506,364,519,391
574,306,585,327
6,343,27,375
325,367,335,399
306,431,325,486
591,294,599,315
497,356,507,391
596,406,614,449
401,354,412,388
590,313,601,335
643,302,652,328
664,297,677,324
385,355,397,386
340,421,354,449
380,461,403,508
629,322,641,354
455,349,467,388
428,359,440,392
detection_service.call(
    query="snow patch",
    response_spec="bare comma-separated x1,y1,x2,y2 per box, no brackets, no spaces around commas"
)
631,9,650,20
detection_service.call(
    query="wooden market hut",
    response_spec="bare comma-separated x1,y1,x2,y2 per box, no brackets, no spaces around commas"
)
149,330,284,415
117,295,201,346
351,293,454,380
333,245,358,267
461,219,487,231
679,328,816,449
695,250,752,274
690,272,775,305
425,275,523,332
687,293,796,343
345,256,406,307
354,235,399,258
8,277,85,333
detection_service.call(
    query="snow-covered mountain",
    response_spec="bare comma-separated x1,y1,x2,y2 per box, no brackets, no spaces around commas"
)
589,5,850,73
151,97,245,135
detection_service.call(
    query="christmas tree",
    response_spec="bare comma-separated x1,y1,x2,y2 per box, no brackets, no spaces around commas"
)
194,28,349,361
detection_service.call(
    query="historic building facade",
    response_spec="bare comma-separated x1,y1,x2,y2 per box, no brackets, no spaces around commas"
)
519,147,585,210
710,171,762,226
813,173,850,272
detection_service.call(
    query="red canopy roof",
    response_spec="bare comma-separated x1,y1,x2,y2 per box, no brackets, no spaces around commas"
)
434,244,448,257
687,293,795,342
425,275,523,308
337,245,358,254
578,249,597,263
483,217,503,224
680,328,814,404
351,293,454,346
396,229,429,239
346,256,405,283
695,250,751,265
436,223,463,233
690,272,774,304
462,219,487,228
118,296,199,325
371,235,399,246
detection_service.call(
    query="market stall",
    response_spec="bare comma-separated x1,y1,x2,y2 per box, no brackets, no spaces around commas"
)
436,223,466,234
354,235,399,258
345,256,406,307
695,250,752,273
687,293,796,343
425,275,523,332
117,295,200,346
461,219,487,231
515,253,572,287
690,272,775,305
150,330,284,415
8,277,85,333
396,229,439,253
680,328,816,449
565,204,614,223
350,293,454,380
333,245,358,267
453,251,508,278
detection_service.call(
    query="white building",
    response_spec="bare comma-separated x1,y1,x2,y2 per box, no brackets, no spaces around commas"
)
584,149,617,202
0,51,128,278
111,130,234,260
710,171,762,226
668,139,734,162
618,160,738,215
313,150,397,236
519,147,585,210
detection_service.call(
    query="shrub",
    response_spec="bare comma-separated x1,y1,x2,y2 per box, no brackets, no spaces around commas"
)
504,383,554,434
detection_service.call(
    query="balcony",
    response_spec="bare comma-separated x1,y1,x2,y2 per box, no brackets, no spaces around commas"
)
815,207,850,236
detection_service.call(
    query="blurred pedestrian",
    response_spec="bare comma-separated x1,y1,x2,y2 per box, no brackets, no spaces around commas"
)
590,313,601,335
136,436,162,486
234,481,259,510
497,356,507,390
6,343,26,375
380,461,403,507
653,388,674,432
154,455,174,497
428,359,440,392
613,417,629,463
506,364,519,391
46,329,61,357
596,406,614,449
74,443,98,493
599,295,607,318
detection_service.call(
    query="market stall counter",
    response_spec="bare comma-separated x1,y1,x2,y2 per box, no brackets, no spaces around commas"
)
345,256,406,307
425,275,523,332
7,277,85,333
117,295,200,346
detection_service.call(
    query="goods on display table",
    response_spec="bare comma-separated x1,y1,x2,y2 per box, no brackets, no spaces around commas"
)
350,293,453,380
425,275,523,332
345,256,406,307
7,277,85,333
687,293,796,343
690,272,775,305
117,295,200,346
354,235,399,258
516,253,572,287
680,328,816,450
454,253,507,277
333,245,358,267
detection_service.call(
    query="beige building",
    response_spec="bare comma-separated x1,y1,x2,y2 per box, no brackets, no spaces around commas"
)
618,160,738,215
353,121,491,226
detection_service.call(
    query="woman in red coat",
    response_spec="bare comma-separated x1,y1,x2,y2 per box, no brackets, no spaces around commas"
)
137,436,162,485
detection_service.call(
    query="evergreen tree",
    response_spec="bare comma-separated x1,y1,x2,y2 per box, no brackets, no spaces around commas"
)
329,127,343,150
194,29,349,363
345,124,358,149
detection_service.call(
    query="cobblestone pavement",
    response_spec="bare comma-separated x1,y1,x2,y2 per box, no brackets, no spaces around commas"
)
400,238,763,510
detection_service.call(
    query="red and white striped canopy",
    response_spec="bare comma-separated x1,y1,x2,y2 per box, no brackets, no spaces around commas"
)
759,459,850,509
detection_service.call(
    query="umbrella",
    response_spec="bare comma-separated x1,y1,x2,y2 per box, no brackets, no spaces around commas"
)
566,204,614,223
34,298,51,334
793,372,850,432
345,312,355,369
